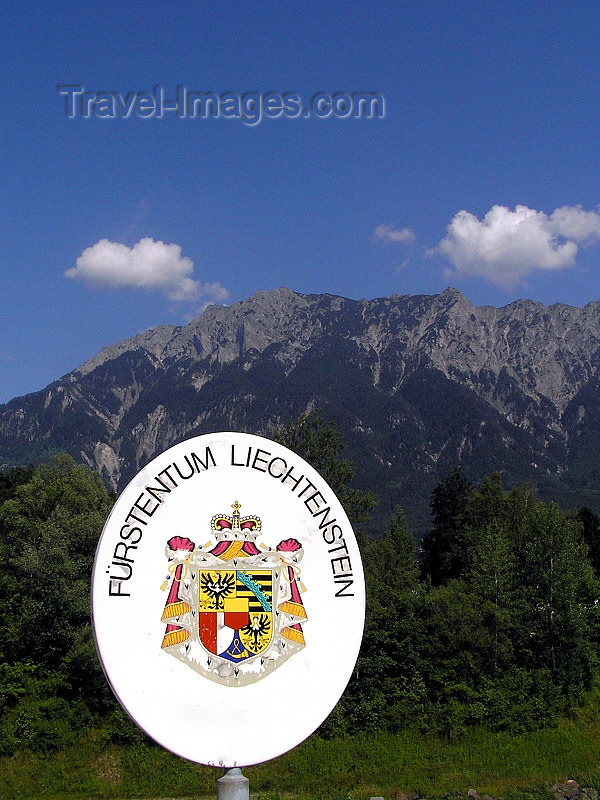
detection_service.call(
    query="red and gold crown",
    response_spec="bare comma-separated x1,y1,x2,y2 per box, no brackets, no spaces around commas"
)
211,500,261,542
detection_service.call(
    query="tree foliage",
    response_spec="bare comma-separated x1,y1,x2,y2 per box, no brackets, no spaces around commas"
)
420,467,471,585
577,506,600,577
0,455,117,753
412,473,600,735
340,507,425,733
0,422,599,753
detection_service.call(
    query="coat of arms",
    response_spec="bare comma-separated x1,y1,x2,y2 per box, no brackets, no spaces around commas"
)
159,501,307,686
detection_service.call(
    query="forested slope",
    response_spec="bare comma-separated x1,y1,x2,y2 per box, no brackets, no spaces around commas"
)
4,288,600,533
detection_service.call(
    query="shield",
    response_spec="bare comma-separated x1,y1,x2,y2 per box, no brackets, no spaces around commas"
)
198,569,275,662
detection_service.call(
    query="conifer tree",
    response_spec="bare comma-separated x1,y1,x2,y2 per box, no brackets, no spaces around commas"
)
420,467,471,584
577,506,600,577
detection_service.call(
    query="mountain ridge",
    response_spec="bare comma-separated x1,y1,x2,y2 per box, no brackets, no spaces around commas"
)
2,286,600,532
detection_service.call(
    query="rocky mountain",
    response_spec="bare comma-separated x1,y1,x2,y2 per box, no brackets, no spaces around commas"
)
2,286,600,533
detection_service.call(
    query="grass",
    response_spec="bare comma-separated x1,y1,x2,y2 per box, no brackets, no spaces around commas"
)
1,715,599,800
247,722,600,799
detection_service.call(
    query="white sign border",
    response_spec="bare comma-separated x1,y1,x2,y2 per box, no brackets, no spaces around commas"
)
92,431,365,766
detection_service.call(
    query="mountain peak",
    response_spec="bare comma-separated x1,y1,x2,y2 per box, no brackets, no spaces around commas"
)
440,286,466,299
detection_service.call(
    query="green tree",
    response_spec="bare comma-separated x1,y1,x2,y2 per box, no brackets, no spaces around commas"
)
517,502,600,700
0,464,35,505
463,473,508,531
577,506,600,578
460,475,529,680
0,455,115,751
417,477,600,734
416,578,488,736
320,507,427,735
467,516,517,676
346,507,426,731
420,467,472,585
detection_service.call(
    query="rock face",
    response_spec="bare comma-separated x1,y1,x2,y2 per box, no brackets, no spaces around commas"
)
2,287,600,532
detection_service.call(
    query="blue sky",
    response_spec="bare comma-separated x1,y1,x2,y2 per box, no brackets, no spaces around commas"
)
2,1,600,403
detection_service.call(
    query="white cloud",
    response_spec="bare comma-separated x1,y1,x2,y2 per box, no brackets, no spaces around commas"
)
65,237,229,304
373,224,416,245
548,205,600,243
435,204,600,289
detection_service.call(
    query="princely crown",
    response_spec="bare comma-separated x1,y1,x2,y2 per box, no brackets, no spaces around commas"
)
211,500,261,542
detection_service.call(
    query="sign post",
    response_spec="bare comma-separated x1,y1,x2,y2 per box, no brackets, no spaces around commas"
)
92,431,365,791
217,767,249,800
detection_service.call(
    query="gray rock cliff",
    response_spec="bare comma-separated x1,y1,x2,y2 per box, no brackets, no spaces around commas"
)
2,287,600,532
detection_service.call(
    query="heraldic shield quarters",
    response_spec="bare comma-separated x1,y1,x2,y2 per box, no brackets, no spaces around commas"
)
160,500,307,687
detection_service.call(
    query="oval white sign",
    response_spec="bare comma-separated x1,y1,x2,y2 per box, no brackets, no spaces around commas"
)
92,431,365,766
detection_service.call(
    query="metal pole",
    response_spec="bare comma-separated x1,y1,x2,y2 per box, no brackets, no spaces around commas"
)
216,767,250,800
